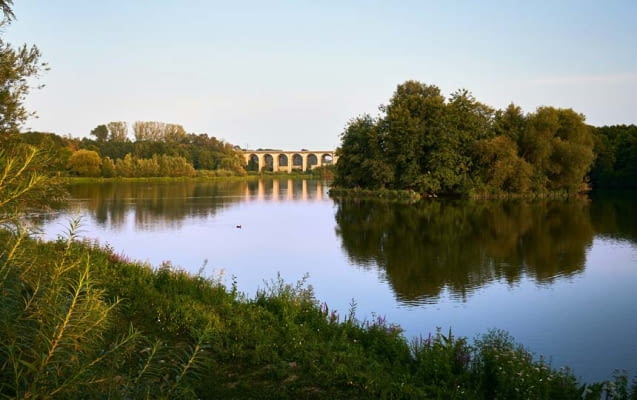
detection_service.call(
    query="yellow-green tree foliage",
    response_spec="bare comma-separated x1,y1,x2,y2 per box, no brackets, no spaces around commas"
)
67,149,102,177
473,136,533,194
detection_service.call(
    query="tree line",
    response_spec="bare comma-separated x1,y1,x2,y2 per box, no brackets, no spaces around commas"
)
334,80,635,195
4,124,247,177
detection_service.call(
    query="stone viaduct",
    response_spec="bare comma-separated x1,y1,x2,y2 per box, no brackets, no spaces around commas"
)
241,150,338,173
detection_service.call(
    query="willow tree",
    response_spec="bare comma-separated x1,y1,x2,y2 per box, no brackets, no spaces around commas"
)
522,107,594,192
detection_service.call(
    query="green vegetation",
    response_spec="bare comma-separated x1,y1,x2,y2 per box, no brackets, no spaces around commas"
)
590,125,637,189
334,81,635,197
329,187,422,202
4,128,246,178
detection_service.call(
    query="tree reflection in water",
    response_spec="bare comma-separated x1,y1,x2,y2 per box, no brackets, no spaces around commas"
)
64,179,328,230
334,198,595,304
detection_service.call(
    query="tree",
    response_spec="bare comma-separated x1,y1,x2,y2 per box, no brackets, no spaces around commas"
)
101,156,116,178
90,124,108,142
494,103,526,143
382,81,446,190
0,39,46,140
472,135,533,193
0,0,14,22
591,125,637,188
133,121,186,142
106,121,128,142
334,114,392,189
133,121,156,141
523,107,594,191
67,149,102,177
427,89,494,194
163,123,186,142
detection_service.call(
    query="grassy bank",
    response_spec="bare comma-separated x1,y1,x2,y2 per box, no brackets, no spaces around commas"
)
1,225,635,399
64,169,330,184
329,186,590,202
329,187,423,203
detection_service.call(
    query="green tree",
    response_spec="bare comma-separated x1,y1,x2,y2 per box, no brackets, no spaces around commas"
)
155,154,196,177
334,114,392,188
589,125,637,189
472,135,533,193
115,153,136,177
0,38,46,140
382,81,446,190
101,156,116,177
90,124,108,142
67,149,102,177
523,107,594,192
428,89,494,194
493,103,526,143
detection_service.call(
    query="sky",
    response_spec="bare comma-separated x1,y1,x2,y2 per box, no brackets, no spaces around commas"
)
4,0,637,150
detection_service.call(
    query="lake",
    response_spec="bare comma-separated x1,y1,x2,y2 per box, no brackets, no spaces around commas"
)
39,179,637,383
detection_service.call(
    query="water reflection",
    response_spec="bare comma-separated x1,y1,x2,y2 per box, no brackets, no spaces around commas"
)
65,179,328,230
334,198,595,304
243,179,327,201
589,191,637,243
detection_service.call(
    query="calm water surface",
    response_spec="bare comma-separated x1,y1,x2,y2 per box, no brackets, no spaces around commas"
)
40,180,637,383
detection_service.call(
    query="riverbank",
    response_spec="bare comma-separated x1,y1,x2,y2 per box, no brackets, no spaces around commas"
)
64,169,331,184
329,187,423,202
328,186,591,202
1,228,632,399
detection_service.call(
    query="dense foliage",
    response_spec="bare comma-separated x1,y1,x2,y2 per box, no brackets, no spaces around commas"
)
590,125,637,189
6,128,247,178
334,81,601,196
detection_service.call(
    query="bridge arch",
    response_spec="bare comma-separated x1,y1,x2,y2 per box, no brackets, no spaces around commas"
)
246,153,261,172
307,153,318,168
278,154,288,167
292,153,303,170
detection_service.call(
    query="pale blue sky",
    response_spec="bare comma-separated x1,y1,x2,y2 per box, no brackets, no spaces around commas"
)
5,1,637,149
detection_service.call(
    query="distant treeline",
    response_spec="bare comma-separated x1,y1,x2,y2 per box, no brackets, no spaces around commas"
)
9,121,247,177
334,80,636,195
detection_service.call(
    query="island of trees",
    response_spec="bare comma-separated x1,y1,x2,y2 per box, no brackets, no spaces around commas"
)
334,80,637,196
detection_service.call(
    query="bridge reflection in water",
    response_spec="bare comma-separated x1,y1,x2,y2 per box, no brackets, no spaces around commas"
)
243,179,327,201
